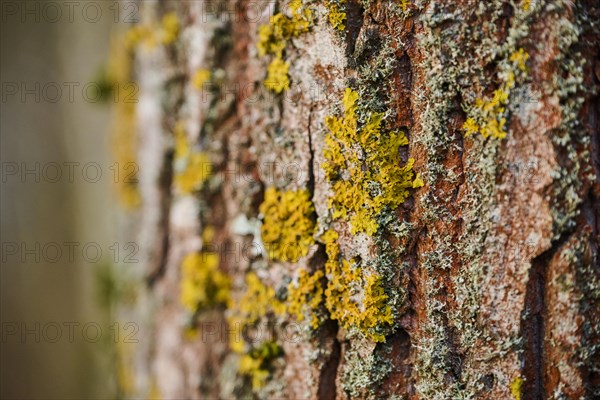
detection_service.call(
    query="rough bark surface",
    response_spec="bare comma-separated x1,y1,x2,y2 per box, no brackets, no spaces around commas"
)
114,0,600,399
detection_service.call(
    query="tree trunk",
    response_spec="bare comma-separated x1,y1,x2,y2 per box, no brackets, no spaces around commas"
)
112,0,600,399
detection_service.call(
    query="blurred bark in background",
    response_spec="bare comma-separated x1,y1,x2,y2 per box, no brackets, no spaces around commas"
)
1,3,114,398
115,0,599,399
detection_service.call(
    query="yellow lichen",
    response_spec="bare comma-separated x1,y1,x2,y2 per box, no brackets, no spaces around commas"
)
159,12,180,45
108,32,141,209
412,173,425,188
173,122,212,194
510,48,529,73
326,1,346,31
323,88,420,235
125,24,155,49
264,58,290,94
148,379,162,400
202,225,215,243
257,0,312,92
287,268,324,329
237,272,286,324
115,340,136,397
468,87,509,139
124,11,180,49
180,251,230,313
510,376,524,400
238,341,282,390
257,1,312,58
192,68,211,90
463,48,529,139
259,187,316,262
227,272,286,353
322,230,393,342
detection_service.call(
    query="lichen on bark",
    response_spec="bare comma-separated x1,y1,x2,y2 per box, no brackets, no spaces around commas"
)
108,0,600,399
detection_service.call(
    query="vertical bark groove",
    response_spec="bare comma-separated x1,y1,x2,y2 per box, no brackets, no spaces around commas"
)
521,252,548,400
318,323,342,400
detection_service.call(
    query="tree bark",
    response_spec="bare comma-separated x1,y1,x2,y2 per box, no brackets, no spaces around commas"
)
115,0,600,399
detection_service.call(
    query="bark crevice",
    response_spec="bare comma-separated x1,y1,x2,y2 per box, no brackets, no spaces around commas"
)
520,227,578,399
146,150,174,286
317,322,341,400
520,251,547,400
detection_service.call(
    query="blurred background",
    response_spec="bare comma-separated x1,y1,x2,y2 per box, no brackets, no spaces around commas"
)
1,2,127,398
